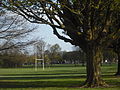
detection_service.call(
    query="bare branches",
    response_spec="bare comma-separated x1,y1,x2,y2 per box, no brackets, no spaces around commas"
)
1,0,120,48
0,10,37,51
0,40,36,51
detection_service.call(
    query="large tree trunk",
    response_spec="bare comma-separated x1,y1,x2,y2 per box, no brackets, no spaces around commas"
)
115,52,120,76
82,45,108,87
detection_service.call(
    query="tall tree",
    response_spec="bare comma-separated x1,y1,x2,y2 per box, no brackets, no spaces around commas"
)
2,0,120,87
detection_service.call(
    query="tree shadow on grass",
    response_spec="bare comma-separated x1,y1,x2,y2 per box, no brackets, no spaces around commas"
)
0,75,86,80
0,73,85,88
106,79,120,88
0,72,120,88
0,72,86,76
0,78,120,88
0,81,83,88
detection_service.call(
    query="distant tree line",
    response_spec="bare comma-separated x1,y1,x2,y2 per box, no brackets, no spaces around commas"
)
0,41,118,68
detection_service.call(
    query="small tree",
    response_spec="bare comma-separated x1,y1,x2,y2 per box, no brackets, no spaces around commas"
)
72,46,86,66
49,44,62,64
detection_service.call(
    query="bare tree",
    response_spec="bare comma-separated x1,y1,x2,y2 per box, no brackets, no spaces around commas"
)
34,39,46,59
0,9,36,51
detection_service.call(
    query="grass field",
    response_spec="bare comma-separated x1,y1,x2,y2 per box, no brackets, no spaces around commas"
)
0,64,120,90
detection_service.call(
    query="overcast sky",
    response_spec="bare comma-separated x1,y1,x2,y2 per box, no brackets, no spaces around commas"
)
30,24,74,51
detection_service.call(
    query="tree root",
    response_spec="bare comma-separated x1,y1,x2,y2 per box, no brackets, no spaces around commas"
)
80,81,109,88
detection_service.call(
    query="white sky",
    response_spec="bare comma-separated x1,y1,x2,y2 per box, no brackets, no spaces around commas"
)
30,24,74,51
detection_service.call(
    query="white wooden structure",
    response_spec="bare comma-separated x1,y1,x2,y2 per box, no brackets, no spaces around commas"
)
34,42,45,71
35,59,44,71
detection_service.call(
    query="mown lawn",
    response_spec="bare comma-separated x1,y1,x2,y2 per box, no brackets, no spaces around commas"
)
0,64,120,90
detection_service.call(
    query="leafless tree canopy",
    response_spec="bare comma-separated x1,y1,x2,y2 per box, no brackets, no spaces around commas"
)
0,9,37,51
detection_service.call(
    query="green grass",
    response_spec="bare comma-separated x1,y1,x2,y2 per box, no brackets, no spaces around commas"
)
0,64,120,90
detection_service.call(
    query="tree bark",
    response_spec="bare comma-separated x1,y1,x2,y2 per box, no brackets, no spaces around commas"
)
115,52,120,76
82,45,108,87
